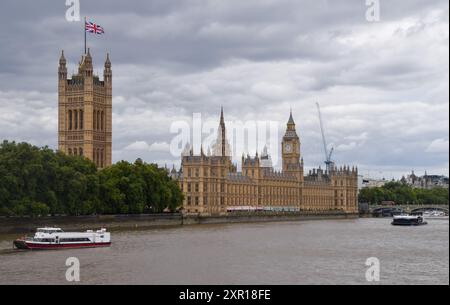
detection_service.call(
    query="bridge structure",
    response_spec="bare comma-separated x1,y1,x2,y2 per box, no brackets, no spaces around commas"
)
359,203,449,216
410,207,449,215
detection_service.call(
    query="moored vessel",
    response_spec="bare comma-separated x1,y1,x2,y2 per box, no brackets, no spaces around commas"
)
422,210,448,219
13,227,111,250
391,215,427,226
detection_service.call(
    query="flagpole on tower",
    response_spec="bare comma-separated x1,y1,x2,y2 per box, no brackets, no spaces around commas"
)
84,16,87,54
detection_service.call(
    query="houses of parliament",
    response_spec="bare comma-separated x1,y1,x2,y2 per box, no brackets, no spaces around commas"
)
56,51,358,215
175,109,359,215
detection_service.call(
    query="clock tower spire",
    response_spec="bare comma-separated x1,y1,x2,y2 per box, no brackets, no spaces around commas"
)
282,110,301,172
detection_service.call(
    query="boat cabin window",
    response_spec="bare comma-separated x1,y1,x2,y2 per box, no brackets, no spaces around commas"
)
35,238,55,242
37,229,64,234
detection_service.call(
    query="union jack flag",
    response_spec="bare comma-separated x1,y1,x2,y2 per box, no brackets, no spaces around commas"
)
85,21,105,35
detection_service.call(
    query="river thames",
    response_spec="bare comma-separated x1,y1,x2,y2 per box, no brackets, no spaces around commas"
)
0,217,448,285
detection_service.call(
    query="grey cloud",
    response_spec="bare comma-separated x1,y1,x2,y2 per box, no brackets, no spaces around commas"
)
0,0,448,178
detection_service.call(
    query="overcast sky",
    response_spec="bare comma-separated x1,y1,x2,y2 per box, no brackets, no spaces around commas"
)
0,0,448,179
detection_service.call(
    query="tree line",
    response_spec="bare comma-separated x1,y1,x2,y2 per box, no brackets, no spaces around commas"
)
358,181,449,205
0,141,183,217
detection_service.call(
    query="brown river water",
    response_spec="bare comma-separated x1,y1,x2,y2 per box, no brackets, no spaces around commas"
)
0,218,448,285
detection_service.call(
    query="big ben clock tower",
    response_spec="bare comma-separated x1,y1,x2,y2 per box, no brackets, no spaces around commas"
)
282,110,301,173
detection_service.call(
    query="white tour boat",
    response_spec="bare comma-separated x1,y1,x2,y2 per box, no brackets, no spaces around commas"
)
13,227,111,250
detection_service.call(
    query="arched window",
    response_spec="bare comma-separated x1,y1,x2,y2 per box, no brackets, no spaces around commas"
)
79,148,83,156
101,111,104,130
74,110,78,130
68,110,72,130
73,147,77,156
68,148,72,155
97,111,100,130
101,149,104,168
96,149,100,167
79,110,83,130
93,110,96,131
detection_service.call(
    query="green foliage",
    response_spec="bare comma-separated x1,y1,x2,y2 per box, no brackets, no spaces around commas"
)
358,181,449,205
0,140,183,216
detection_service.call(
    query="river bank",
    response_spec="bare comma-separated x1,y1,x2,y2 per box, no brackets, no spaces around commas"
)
0,211,358,234
1,217,448,284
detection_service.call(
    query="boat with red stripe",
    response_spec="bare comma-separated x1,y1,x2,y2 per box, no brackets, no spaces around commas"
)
13,227,111,250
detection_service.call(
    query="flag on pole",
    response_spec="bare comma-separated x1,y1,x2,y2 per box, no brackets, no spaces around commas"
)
85,21,105,35
83,18,104,54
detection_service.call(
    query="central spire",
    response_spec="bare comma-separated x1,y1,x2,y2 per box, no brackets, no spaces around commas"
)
220,106,225,126
288,109,295,126
211,107,231,157
220,106,226,156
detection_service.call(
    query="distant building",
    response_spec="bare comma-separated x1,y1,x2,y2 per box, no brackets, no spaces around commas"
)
402,171,449,189
174,109,359,215
357,175,364,191
360,178,388,189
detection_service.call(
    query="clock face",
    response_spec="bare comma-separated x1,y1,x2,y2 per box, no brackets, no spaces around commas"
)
284,143,292,153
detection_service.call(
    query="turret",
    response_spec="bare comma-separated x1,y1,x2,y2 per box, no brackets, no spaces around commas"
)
104,53,112,84
200,145,205,157
182,143,191,157
58,50,67,81
83,48,93,77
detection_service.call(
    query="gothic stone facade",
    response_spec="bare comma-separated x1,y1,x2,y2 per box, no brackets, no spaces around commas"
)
177,110,358,215
58,49,112,168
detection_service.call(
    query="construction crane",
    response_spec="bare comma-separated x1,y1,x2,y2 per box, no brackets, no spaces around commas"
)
316,102,334,172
